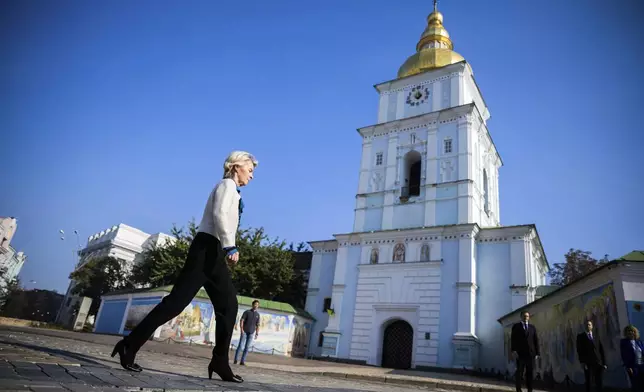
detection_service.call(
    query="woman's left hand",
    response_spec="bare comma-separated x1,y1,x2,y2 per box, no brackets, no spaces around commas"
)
227,252,239,265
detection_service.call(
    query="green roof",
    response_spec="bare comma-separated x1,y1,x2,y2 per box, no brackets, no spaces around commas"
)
616,250,644,262
104,285,315,321
535,285,560,297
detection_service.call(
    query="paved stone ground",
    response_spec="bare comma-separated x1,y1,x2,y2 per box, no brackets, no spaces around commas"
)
0,327,449,392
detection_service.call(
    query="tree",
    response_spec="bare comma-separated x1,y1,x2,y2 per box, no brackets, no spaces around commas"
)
132,221,304,304
69,256,132,316
232,227,299,300
0,266,22,313
130,221,196,288
548,249,609,286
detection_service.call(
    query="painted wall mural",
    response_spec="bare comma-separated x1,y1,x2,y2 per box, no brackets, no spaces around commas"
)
626,300,644,335
123,297,312,357
157,300,214,344
503,283,623,386
123,297,163,333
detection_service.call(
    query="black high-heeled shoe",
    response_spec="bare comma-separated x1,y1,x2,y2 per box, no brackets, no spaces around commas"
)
207,356,243,383
111,339,143,372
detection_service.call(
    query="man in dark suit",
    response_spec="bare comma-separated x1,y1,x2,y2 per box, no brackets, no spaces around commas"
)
577,320,606,392
511,311,540,392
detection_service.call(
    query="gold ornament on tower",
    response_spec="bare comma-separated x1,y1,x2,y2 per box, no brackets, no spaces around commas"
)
397,0,465,79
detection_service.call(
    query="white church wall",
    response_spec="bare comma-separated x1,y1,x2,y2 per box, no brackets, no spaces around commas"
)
392,203,424,229
476,242,513,372
336,245,362,358
437,239,459,366
351,260,442,367
305,246,337,357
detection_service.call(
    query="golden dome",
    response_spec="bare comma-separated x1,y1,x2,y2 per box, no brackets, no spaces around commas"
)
397,2,465,79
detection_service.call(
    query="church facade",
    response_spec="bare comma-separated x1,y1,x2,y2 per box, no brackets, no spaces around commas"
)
304,5,549,372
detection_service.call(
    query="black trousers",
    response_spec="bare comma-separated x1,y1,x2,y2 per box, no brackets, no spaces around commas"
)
515,357,534,392
124,232,238,358
583,364,603,392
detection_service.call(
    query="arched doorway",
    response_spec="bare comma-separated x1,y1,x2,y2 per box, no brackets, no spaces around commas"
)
381,320,413,369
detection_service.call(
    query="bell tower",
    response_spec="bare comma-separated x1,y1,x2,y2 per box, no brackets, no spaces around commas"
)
353,2,502,233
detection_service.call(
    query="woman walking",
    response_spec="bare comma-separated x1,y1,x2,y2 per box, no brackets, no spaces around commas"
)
111,151,258,383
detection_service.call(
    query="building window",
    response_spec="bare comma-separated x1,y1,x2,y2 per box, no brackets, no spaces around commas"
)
444,138,452,154
318,332,324,347
376,152,383,166
402,150,421,198
483,169,490,214
323,297,332,312
410,133,416,144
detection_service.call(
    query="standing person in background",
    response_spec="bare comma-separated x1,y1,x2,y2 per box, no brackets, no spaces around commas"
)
234,300,261,365
620,325,644,392
511,311,540,392
576,320,606,392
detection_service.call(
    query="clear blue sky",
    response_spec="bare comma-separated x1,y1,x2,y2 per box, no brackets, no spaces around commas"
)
2,0,643,293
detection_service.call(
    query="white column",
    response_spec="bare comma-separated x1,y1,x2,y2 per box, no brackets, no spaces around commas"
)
395,91,405,120
452,229,480,369
382,135,398,230
432,80,442,111
378,93,389,123
326,245,348,333
357,141,373,195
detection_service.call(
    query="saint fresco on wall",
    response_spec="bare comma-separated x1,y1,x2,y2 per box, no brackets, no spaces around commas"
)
503,283,621,386
393,243,405,263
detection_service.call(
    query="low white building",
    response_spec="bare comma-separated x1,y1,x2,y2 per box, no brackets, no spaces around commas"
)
0,217,27,287
304,5,548,372
498,251,644,390
56,223,173,329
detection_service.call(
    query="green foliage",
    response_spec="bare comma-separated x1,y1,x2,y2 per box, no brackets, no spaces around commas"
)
132,221,306,305
130,221,197,288
0,266,22,312
69,256,132,315
548,249,609,286
232,227,298,300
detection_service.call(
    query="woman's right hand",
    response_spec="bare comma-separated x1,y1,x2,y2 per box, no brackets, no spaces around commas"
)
627,368,633,375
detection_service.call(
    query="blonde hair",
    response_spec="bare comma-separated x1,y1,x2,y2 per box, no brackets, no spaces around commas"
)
223,151,258,179
624,325,640,339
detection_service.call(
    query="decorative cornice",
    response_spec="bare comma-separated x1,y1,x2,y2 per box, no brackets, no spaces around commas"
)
358,260,442,271
358,103,475,140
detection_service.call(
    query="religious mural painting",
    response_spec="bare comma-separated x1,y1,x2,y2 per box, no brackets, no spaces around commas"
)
123,297,163,333
420,243,430,262
503,283,621,386
119,295,313,357
370,248,379,264
626,300,644,335
156,300,214,344
393,243,405,263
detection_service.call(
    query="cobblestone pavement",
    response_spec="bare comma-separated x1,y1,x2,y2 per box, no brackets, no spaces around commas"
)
0,328,444,392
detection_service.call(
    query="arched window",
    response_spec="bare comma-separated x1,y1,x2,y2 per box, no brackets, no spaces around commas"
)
370,248,379,264
403,150,421,197
420,244,430,262
393,243,406,263
483,169,490,214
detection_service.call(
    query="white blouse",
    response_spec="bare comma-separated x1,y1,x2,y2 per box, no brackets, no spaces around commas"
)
197,178,240,249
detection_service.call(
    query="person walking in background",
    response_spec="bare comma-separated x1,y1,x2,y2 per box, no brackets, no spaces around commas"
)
576,320,606,392
234,300,261,365
511,311,540,392
110,151,258,384
620,325,644,391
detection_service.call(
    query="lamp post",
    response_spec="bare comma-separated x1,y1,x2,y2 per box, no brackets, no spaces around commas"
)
55,229,83,324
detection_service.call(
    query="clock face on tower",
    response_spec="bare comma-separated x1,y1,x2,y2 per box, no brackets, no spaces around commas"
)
406,85,430,106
